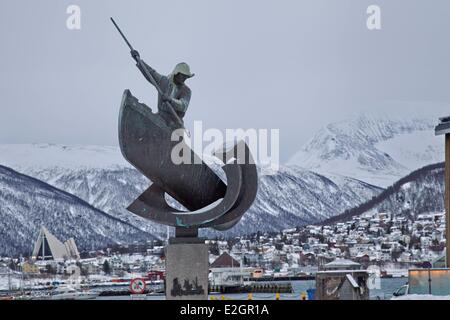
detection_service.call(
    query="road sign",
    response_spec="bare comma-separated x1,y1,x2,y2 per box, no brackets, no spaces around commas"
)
130,278,146,294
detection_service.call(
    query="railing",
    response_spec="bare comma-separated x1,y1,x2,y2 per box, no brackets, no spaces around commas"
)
209,291,312,300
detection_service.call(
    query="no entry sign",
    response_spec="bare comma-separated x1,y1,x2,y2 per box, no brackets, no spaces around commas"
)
130,278,146,294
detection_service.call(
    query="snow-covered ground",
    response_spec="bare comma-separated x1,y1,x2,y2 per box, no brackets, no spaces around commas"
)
392,294,450,300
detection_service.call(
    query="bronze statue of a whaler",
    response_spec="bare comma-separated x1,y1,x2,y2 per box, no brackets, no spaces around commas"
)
111,18,258,238
131,49,193,129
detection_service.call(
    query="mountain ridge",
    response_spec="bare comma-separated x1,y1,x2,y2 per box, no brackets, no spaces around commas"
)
321,162,445,225
287,115,443,187
0,164,156,257
0,115,444,248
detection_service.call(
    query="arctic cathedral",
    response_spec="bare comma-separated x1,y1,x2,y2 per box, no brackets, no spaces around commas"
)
32,227,80,261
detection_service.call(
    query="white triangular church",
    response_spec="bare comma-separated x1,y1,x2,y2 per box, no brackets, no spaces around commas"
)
32,226,80,261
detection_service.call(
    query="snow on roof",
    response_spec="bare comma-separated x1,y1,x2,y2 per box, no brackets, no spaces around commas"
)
317,270,367,274
325,258,361,267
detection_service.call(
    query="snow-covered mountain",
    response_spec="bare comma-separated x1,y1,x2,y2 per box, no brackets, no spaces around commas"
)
0,115,443,243
222,166,382,236
0,165,156,257
323,162,445,225
22,166,165,235
375,163,444,217
287,115,444,187
0,144,167,237
0,143,382,239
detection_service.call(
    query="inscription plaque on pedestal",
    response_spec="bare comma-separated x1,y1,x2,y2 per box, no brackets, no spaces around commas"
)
165,242,209,300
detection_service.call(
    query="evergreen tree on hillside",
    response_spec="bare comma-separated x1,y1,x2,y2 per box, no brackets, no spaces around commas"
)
103,260,111,275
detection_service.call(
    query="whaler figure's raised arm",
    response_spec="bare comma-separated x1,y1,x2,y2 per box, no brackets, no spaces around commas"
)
131,49,194,127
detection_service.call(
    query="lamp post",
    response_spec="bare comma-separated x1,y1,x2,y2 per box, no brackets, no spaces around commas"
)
435,116,450,268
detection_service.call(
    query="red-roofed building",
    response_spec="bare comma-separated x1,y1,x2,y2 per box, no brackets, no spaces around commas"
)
210,252,240,268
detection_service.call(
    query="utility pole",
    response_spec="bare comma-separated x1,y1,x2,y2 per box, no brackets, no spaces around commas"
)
42,232,45,261
435,116,450,268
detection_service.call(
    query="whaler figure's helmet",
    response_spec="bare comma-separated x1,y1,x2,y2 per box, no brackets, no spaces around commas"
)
171,62,195,79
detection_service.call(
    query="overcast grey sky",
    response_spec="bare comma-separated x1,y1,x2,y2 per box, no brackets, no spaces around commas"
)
1,0,450,162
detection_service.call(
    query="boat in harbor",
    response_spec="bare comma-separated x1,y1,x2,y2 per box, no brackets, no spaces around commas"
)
50,286,99,300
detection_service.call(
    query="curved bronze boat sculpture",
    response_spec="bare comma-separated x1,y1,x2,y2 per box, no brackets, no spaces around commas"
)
119,90,258,235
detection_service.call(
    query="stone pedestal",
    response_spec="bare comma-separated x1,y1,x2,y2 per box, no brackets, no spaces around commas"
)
165,240,209,300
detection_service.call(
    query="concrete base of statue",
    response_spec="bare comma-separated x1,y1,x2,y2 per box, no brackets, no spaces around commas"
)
165,238,209,300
